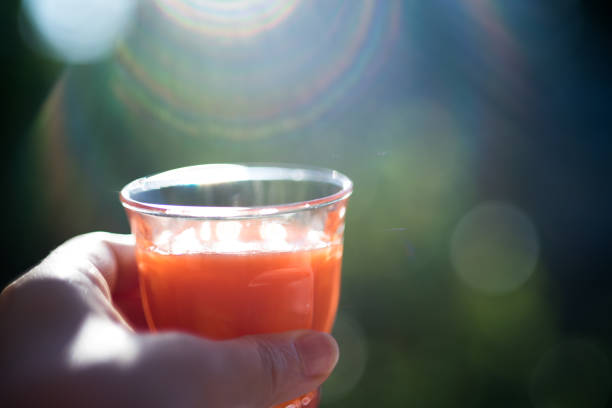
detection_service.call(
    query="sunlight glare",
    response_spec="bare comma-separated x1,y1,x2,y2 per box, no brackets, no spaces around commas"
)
68,316,138,368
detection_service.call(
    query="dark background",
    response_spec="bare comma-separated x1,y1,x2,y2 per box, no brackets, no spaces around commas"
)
3,1,612,406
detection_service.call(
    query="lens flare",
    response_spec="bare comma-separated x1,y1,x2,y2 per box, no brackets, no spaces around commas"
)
152,0,301,39
459,0,534,114
110,0,402,139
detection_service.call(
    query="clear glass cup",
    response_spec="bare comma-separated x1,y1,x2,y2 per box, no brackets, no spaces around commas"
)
120,164,352,408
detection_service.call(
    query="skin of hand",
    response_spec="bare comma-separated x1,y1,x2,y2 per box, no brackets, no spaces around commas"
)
0,232,339,407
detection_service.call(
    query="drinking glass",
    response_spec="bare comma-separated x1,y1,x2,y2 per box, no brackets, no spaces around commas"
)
120,164,352,408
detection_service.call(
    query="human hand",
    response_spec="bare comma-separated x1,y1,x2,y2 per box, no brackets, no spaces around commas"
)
0,232,339,407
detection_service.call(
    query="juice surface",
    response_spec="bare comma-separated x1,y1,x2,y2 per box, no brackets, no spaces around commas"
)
137,243,342,339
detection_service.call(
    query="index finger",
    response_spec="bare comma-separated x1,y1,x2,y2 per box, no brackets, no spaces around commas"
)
98,233,148,329
45,232,145,328
50,232,139,297
99,232,139,296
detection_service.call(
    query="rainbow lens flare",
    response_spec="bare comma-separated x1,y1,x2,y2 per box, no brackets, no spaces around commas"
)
152,0,301,39
108,0,401,140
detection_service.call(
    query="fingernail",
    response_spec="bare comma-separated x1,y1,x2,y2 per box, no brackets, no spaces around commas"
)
295,332,339,377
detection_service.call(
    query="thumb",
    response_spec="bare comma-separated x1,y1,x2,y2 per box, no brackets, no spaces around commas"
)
141,330,339,408
224,330,340,407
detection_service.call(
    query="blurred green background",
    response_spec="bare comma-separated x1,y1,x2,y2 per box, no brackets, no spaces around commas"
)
3,0,612,407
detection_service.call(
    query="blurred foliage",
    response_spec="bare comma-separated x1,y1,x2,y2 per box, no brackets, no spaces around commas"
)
4,0,612,407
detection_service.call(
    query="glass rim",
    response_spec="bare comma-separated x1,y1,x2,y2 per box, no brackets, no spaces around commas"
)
120,163,353,219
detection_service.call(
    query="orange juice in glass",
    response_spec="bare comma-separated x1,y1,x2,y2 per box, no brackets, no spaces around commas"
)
120,164,352,408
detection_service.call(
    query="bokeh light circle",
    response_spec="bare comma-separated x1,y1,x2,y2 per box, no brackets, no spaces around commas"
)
22,0,137,63
530,340,611,408
451,201,539,294
324,312,368,402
